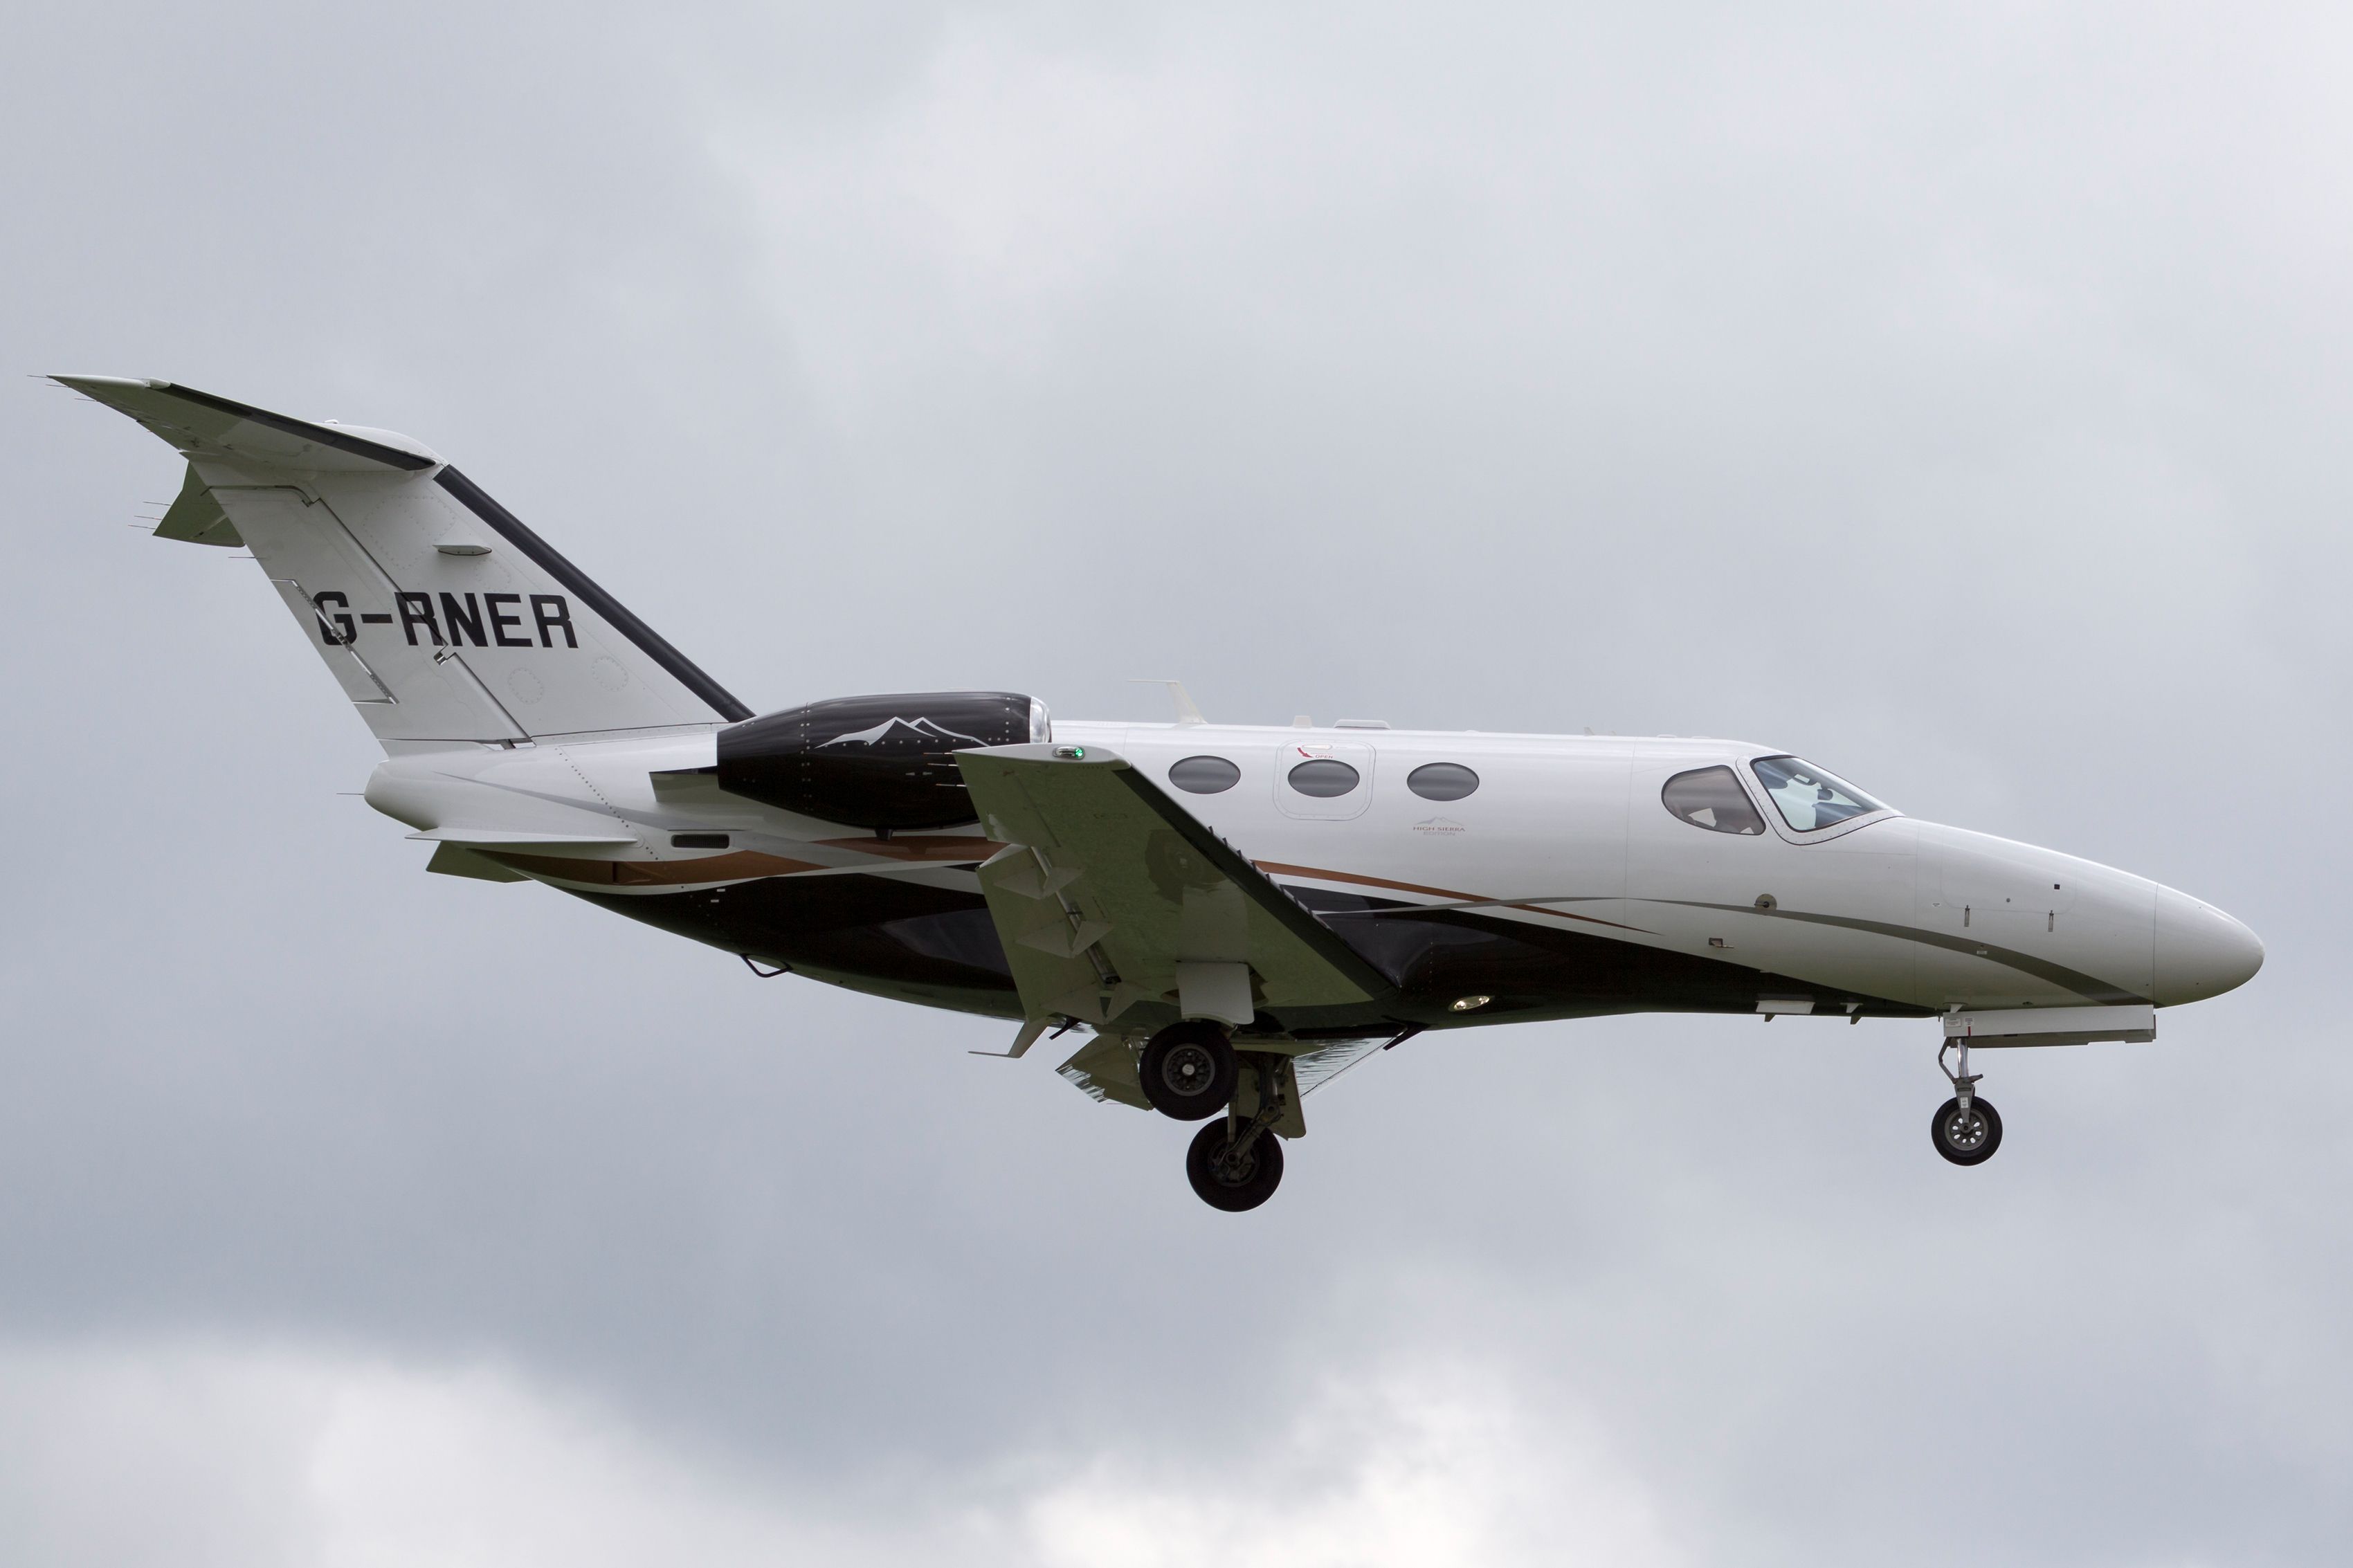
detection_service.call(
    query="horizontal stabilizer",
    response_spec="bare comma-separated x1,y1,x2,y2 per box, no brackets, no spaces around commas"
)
407,828,637,854
55,376,439,472
426,844,530,882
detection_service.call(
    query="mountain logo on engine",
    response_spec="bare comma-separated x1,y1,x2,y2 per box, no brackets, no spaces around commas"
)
818,717,988,749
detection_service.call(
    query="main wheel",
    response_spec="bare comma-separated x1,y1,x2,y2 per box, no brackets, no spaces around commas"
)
1138,1021,1237,1121
1931,1095,2004,1166
1186,1118,1286,1212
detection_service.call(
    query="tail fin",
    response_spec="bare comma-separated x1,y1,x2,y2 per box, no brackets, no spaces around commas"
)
59,376,752,746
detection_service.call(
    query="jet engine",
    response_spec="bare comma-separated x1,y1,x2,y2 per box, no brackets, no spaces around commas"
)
714,691,1049,832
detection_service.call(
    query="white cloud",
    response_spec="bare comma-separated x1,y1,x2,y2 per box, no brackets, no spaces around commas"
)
706,17,1253,404
1024,1362,1681,1568
0,1342,1675,1568
0,1343,824,1568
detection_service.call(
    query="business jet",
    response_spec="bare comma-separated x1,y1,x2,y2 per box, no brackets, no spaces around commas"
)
57,375,2264,1210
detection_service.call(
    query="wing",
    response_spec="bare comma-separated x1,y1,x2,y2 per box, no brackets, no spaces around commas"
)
956,744,1394,1030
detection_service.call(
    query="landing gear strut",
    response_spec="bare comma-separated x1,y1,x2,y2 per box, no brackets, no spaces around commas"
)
1932,1037,2004,1166
1185,1052,1291,1212
1138,1020,1237,1121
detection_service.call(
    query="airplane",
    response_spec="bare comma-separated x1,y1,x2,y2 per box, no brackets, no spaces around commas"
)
56,374,2266,1211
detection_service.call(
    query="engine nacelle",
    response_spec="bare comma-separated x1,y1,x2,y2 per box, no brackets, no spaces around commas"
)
715,691,1049,832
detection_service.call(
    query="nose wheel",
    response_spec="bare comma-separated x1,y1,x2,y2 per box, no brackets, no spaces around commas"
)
1931,1095,2003,1164
1932,1037,2004,1166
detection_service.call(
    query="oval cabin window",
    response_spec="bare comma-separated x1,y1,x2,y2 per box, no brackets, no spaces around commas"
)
1406,762,1480,801
1661,766,1767,835
1168,755,1242,794
1287,758,1362,798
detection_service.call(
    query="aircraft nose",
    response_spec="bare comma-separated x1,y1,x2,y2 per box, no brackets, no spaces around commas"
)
2152,886,2264,1006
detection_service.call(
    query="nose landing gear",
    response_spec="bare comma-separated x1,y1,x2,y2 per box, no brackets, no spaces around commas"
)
1932,1037,2004,1166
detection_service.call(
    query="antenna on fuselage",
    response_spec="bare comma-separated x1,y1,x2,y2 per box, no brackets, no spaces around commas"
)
1130,678,1208,727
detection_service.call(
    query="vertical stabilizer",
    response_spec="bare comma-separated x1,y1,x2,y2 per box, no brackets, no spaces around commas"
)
59,376,753,747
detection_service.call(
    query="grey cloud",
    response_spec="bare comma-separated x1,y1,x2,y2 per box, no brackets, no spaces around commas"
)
2,2,2347,1563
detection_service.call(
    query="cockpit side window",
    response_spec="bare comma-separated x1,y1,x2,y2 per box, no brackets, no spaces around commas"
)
1662,766,1766,835
1750,755,1886,832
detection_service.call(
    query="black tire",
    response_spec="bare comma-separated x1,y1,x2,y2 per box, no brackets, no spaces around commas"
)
1186,1118,1286,1212
1138,1021,1237,1121
1931,1095,2004,1166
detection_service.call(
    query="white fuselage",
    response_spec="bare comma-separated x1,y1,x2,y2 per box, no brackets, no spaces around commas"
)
363,719,2263,1026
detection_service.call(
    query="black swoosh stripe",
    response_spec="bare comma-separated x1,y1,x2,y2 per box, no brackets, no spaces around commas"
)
1662,902,2150,1004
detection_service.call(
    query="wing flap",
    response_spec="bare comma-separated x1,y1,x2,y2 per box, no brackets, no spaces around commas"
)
1054,1033,1152,1109
958,745,1391,1027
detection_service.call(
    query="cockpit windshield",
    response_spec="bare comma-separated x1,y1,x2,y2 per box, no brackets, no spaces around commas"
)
1749,756,1887,832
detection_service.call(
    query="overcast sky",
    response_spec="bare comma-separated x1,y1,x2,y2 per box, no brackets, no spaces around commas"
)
3,3,2347,1563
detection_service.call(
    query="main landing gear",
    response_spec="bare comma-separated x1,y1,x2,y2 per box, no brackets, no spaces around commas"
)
1932,1036,2004,1166
1138,1019,1238,1121
1141,1021,1290,1211
1187,1115,1285,1212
